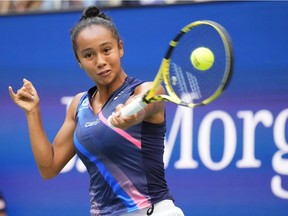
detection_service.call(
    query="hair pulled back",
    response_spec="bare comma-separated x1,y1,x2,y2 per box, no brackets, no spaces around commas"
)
70,6,121,61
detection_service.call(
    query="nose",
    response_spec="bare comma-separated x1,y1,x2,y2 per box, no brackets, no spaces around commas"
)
95,54,106,68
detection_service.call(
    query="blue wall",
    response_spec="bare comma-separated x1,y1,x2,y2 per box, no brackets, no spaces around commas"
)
0,2,288,215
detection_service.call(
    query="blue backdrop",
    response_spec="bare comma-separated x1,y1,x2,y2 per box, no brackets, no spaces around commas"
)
0,1,288,215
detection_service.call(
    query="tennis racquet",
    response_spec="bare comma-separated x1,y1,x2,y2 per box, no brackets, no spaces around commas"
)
111,20,233,120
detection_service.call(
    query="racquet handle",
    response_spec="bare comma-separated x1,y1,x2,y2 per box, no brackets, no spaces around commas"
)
108,97,146,127
120,97,146,117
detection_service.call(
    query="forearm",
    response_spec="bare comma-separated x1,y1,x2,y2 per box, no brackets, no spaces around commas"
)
25,108,54,173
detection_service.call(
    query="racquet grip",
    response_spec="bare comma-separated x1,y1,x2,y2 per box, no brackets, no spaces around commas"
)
107,97,146,128
121,97,146,117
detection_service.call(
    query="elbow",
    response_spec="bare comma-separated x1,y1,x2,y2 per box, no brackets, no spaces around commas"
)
40,173,55,180
40,172,56,180
38,167,58,180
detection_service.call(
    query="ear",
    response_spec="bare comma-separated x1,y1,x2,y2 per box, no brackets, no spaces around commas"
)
119,40,124,57
78,61,83,69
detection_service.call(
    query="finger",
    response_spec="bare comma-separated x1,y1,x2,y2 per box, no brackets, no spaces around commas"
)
8,86,16,99
109,112,118,126
109,116,117,128
116,104,124,109
23,78,36,96
112,111,120,118
17,88,35,100
23,78,31,84
20,86,30,94
112,110,125,125
115,104,124,112
107,115,114,127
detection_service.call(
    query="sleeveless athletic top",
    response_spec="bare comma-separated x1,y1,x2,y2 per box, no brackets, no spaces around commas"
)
74,76,173,216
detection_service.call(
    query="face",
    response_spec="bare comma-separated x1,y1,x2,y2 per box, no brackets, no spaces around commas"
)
76,25,124,87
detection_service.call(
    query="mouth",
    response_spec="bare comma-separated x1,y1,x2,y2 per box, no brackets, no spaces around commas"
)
97,70,111,77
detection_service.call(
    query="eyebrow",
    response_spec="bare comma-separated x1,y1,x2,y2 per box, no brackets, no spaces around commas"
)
79,42,114,54
80,48,92,53
100,41,114,47
80,48,93,54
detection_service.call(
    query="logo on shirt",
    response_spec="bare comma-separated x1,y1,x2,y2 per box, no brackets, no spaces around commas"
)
78,98,90,112
85,118,100,128
82,98,89,107
113,90,124,100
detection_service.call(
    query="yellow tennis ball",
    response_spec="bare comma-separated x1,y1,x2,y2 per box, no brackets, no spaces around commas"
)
190,47,214,71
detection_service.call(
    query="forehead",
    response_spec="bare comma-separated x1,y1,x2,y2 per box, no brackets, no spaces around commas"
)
76,25,114,45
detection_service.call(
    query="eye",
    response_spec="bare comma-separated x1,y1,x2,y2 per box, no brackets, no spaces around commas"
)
84,53,93,59
103,47,112,55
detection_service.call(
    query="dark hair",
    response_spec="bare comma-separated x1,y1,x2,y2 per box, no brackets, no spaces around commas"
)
70,6,121,61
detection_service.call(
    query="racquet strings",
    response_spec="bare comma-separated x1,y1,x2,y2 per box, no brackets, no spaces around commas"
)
169,23,228,105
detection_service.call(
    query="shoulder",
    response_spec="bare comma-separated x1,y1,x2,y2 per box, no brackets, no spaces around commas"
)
66,92,86,118
134,81,165,96
71,92,86,107
125,76,144,89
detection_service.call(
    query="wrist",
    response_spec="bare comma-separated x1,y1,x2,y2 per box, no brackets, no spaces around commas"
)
25,106,41,117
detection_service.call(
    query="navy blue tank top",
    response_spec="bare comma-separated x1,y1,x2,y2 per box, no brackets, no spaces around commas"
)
74,77,173,215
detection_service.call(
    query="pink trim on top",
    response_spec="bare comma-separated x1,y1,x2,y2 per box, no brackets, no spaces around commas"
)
104,157,151,209
98,111,142,149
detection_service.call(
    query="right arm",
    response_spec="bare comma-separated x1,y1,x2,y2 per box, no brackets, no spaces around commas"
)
9,79,83,179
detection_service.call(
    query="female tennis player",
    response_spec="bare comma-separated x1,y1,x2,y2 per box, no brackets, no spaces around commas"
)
9,6,184,216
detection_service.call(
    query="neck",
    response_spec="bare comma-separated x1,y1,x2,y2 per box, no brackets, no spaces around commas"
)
95,71,127,104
